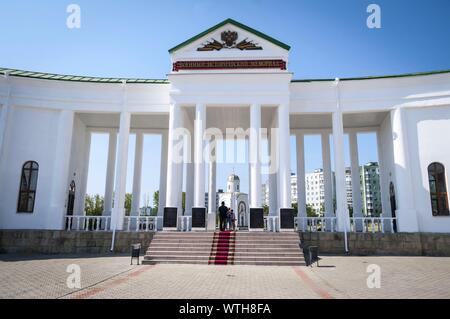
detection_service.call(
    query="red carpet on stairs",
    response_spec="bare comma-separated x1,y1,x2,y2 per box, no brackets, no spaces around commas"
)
210,231,235,265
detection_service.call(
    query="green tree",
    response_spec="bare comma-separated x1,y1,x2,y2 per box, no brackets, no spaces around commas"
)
263,204,269,216
85,194,104,216
152,190,159,215
292,202,317,217
306,204,317,217
125,193,132,216
292,202,298,214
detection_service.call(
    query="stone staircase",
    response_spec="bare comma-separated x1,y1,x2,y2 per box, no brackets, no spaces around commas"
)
143,231,305,266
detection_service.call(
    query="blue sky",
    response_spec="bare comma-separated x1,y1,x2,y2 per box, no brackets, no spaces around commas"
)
2,1,449,203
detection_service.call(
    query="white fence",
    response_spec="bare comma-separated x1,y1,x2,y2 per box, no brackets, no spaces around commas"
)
65,216,111,231
295,216,397,233
65,215,157,232
295,217,337,232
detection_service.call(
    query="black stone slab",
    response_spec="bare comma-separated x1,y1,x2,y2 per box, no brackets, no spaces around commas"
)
250,208,264,229
163,207,177,228
280,208,295,229
192,207,206,228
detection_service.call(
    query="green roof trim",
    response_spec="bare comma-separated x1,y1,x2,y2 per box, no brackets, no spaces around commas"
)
168,18,291,53
0,67,169,84
292,69,450,83
2,67,449,85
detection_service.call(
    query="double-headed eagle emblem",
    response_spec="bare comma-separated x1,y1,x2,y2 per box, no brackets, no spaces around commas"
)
197,30,263,51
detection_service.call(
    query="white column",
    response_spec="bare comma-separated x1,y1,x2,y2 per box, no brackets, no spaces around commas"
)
208,159,217,214
165,104,182,210
185,123,195,216
49,110,74,229
268,129,278,216
277,104,292,211
250,104,262,208
111,111,131,230
178,159,184,216
193,103,206,208
296,133,307,218
0,74,11,161
390,108,419,232
349,131,363,232
321,132,333,219
103,131,117,216
332,111,350,232
376,129,392,231
77,130,91,215
131,132,144,216
157,130,168,229
349,131,363,217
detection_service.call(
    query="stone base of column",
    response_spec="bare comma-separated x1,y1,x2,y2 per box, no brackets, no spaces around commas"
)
192,207,207,228
249,208,264,230
280,208,295,230
207,214,216,231
163,207,178,228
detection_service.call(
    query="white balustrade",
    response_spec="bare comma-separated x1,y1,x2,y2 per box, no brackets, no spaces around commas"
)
294,216,396,233
295,217,337,232
65,215,111,231
178,216,192,232
65,215,157,232
350,217,397,234
265,216,279,232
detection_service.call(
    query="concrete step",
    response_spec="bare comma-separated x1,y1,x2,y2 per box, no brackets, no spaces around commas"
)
144,255,211,261
143,231,305,266
142,259,209,265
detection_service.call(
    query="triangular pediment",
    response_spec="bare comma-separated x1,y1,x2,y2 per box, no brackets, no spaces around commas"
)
169,18,290,53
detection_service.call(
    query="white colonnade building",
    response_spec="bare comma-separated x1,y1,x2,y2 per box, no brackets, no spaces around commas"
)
0,19,449,234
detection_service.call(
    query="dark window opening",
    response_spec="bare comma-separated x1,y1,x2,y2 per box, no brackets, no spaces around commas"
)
17,161,39,213
428,162,449,216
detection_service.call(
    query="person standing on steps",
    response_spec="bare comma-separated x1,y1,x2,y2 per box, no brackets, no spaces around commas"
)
229,209,236,231
218,201,228,231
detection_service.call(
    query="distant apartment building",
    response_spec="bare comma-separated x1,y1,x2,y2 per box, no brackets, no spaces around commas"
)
262,162,382,216
360,162,381,216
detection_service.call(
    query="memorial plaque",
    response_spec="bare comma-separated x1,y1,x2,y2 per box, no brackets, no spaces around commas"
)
192,207,206,228
250,208,264,229
163,207,177,228
280,208,295,229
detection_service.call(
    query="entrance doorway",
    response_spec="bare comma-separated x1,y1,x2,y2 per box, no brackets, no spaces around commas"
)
389,182,397,232
67,180,76,215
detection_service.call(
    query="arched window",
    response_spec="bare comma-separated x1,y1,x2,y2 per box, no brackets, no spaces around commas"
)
17,161,39,213
428,162,449,216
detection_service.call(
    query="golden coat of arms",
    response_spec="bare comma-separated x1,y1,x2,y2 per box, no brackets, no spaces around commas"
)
198,30,263,51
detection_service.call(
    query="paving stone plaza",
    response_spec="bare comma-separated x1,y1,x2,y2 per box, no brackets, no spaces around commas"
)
1,254,450,299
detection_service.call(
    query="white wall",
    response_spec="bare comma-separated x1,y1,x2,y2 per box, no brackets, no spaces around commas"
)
406,105,450,232
0,106,60,229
